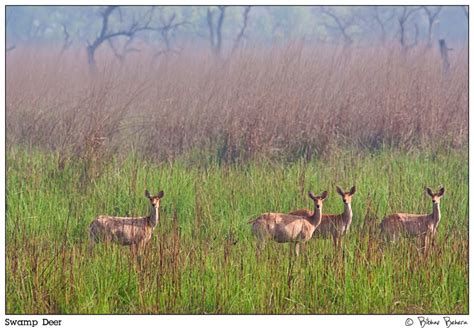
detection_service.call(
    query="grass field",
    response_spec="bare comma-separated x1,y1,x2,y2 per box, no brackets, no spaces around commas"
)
6,45,468,314
6,146,468,314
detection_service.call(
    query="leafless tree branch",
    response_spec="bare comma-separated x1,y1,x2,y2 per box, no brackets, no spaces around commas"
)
86,6,186,72
372,6,396,44
207,6,227,57
422,6,442,48
60,23,73,55
397,6,421,51
321,6,355,45
232,6,252,54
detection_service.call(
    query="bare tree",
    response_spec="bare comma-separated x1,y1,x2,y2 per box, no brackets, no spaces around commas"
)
422,6,443,48
320,6,356,45
107,9,187,61
397,6,420,52
439,39,453,74
107,37,140,63
60,23,73,55
207,6,227,57
232,6,252,54
86,6,158,72
154,11,188,56
371,6,396,45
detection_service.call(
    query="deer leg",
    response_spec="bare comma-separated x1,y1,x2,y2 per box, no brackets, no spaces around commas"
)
139,241,147,256
301,241,310,264
428,233,433,256
338,237,343,259
87,231,96,255
431,230,437,250
339,237,345,259
295,242,301,257
137,242,147,267
423,233,431,257
255,239,265,258
131,243,138,258
378,231,388,253
332,233,338,253
88,240,95,256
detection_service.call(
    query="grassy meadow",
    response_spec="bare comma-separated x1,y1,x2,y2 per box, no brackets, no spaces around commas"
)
6,45,468,314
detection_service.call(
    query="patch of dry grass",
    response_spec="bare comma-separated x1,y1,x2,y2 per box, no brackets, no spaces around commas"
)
6,44,468,164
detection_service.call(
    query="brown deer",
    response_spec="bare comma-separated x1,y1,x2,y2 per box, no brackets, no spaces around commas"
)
380,186,444,252
249,191,327,256
89,189,164,255
290,186,356,252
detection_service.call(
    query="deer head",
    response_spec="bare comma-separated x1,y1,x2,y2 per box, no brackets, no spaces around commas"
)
425,186,445,204
308,190,328,209
336,185,356,204
145,189,164,226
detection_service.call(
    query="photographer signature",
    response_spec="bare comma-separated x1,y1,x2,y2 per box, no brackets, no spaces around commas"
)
405,317,467,328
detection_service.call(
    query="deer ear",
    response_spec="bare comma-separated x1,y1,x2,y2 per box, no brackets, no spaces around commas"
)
145,190,151,198
336,186,344,196
320,191,328,200
350,186,356,195
157,190,164,199
425,187,434,197
438,186,445,197
308,191,316,200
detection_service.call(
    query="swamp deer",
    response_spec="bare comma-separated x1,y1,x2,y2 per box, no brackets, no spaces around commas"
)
290,186,356,252
89,189,164,255
249,191,327,256
380,186,444,252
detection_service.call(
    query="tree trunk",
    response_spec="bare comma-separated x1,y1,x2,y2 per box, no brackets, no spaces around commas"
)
87,46,97,74
427,18,434,48
438,39,450,74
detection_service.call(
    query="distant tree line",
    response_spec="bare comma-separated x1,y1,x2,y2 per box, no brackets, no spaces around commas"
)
6,5,468,71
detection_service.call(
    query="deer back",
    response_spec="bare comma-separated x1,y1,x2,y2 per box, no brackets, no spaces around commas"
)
289,209,344,238
251,212,315,242
312,214,344,237
90,216,154,245
289,208,312,217
381,213,433,237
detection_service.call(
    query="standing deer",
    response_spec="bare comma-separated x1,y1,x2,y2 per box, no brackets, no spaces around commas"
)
290,186,356,252
89,189,164,255
249,190,327,256
380,186,444,252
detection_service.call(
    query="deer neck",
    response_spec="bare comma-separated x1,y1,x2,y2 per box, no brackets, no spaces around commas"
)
310,206,322,228
432,203,441,226
149,206,159,228
343,203,352,224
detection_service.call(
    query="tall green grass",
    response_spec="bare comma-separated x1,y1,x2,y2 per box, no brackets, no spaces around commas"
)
6,147,468,314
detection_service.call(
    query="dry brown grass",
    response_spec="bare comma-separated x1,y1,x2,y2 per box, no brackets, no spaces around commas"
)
6,44,468,314
6,43,468,164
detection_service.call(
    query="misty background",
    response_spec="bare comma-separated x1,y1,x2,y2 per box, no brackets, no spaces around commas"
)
6,5,468,164
6,6,468,69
